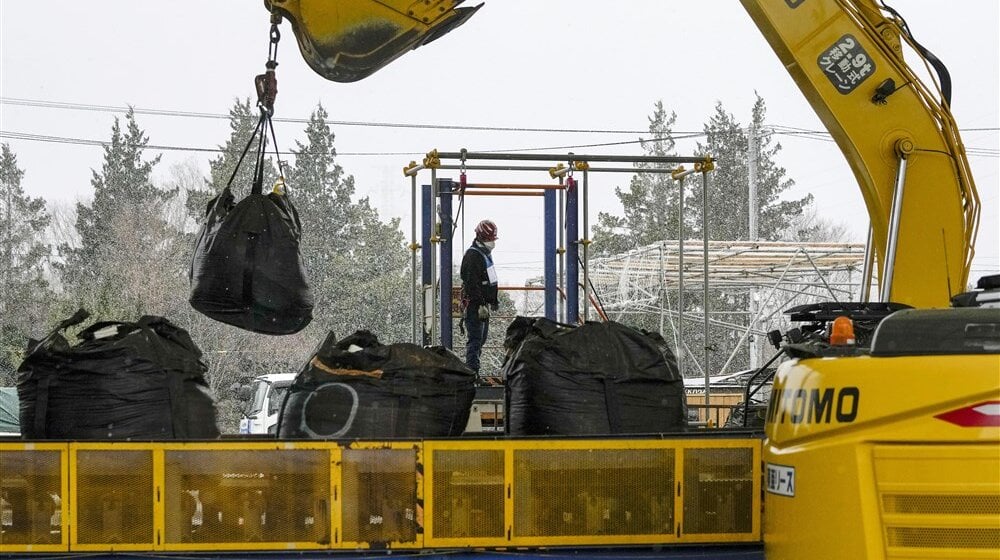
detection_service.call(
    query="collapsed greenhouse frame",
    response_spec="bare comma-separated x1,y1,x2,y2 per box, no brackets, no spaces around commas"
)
524,239,868,378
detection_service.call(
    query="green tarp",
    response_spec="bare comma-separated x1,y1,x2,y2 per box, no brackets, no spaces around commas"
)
0,387,19,434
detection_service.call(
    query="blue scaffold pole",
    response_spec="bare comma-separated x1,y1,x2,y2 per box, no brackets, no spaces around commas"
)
544,188,557,320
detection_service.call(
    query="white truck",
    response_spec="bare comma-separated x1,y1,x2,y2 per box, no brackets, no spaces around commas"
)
237,373,296,435
0,387,19,437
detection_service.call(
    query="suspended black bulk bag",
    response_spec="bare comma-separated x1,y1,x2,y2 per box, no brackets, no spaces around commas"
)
189,186,313,334
279,331,476,439
16,310,220,440
190,109,313,335
501,317,687,436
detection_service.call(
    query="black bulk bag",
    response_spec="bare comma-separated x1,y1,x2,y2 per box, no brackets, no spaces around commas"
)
189,112,313,334
16,310,220,440
279,331,476,439
501,317,687,436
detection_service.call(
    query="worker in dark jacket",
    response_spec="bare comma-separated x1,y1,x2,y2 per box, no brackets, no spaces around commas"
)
460,219,499,374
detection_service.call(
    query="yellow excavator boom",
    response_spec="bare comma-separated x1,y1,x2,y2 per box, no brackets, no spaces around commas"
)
740,0,978,307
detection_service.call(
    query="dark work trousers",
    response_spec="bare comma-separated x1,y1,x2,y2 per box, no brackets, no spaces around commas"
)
464,305,489,373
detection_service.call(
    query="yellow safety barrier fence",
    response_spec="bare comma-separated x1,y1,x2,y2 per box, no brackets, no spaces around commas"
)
0,437,760,553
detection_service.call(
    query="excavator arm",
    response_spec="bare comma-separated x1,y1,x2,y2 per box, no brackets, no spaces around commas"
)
271,0,978,308
264,0,481,83
741,0,978,308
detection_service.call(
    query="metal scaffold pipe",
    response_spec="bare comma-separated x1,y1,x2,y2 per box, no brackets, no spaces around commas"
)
702,170,711,411
460,191,545,197
435,151,715,165
677,176,686,376
430,168,438,345
427,164,683,175
558,176,565,322
582,166,591,321
465,183,564,190
410,173,419,344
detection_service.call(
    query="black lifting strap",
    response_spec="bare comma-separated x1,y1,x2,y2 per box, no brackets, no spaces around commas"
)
224,113,267,192
242,112,270,309
602,377,623,434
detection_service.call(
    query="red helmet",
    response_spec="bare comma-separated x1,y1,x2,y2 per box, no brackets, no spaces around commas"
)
475,219,498,241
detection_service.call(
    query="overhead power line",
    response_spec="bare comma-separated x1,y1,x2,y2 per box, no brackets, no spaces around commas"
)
3,128,996,159
0,97,657,135
3,96,997,156
4,96,999,140
0,129,710,156
0,130,417,156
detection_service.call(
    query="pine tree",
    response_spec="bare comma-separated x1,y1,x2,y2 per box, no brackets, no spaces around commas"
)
57,108,172,318
74,108,164,253
689,95,812,241
286,104,410,342
595,96,811,251
0,144,52,384
594,101,681,257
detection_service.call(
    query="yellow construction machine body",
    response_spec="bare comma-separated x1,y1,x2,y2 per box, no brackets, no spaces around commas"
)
765,350,999,558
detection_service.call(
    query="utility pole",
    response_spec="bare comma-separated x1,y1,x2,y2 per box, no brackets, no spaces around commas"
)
747,124,759,370
748,124,758,241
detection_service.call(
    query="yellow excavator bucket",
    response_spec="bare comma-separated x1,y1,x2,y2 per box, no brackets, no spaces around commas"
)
265,0,482,82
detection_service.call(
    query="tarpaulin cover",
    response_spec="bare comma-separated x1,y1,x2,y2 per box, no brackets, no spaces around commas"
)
0,387,18,435
501,317,687,436
279,331,476,439
16,310,220,440
189,186,313,334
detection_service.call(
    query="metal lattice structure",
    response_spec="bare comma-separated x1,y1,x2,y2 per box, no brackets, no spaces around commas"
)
524,239,868,376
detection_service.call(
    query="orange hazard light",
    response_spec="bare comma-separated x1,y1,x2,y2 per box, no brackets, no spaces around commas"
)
829,316,856,345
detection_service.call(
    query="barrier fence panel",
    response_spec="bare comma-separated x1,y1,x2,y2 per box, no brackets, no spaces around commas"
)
0,443,68,553
680,444,758,540
510,442,677,546
159,442,333,551
338,442,421,549
71,443,155,551
424,440,508,548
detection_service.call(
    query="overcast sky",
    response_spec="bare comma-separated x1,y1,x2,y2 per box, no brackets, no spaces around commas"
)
1,0,997,289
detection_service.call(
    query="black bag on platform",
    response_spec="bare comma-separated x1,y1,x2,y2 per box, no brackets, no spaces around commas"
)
16,310,220,440
501,317,687,436
279,331,476,439
189,112,313,334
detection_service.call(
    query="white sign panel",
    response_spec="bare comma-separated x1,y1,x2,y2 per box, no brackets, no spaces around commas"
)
766,463,796,497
